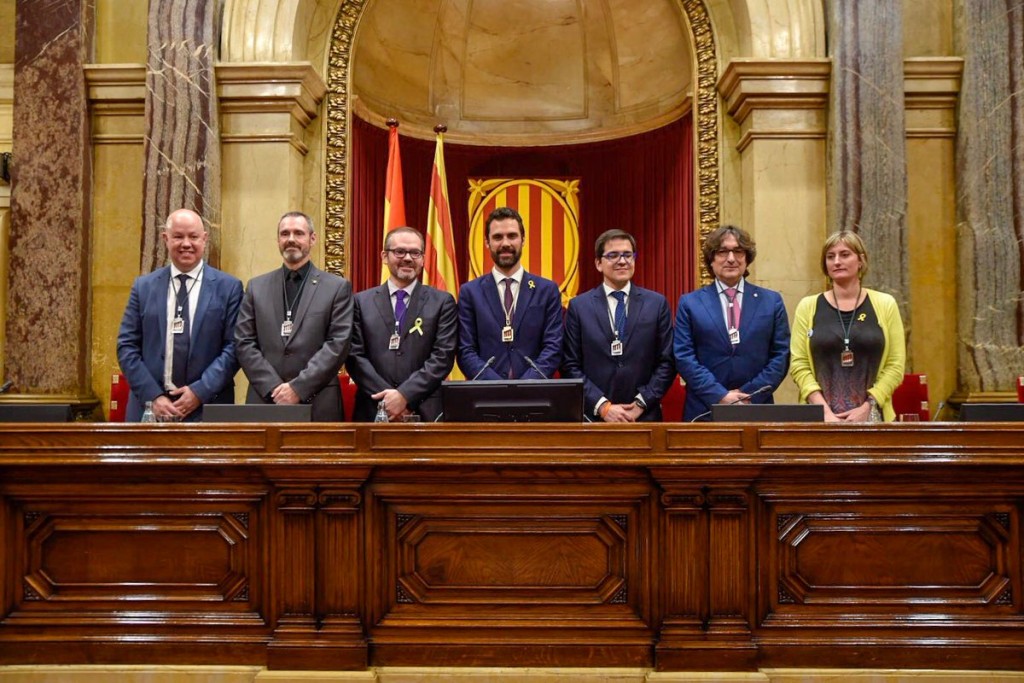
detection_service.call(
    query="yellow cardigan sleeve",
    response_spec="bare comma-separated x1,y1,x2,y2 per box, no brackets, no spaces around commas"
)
866,289,906,421
789,294,821,403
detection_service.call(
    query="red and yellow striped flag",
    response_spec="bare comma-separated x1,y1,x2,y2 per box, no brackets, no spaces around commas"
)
424,128,460,296
424,127,463,379
381,119,407,283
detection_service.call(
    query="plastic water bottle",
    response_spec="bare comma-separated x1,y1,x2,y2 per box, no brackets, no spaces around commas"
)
374,400,389,423
141,401,157,423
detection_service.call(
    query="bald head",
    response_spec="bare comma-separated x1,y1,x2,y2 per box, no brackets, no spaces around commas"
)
162,209,208,271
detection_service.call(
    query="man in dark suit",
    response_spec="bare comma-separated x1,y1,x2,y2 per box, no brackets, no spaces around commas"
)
117,208,243,422
457,206,562,380
674,224,790,421
562,229,676,421
235,211,354,421
346,227,457,422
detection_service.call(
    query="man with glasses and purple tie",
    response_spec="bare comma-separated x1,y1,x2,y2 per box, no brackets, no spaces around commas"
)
117,208,243,422
346,227,457,422
562,229,676,422
674,224,790,421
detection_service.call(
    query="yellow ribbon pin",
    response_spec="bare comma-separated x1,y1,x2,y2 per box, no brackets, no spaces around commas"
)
857,313,866,322
528,280,535,289
410,317,425,335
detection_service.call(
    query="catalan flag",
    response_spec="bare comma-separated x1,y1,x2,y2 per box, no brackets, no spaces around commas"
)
424,126,463,379
381,119,407,283
423,128,460,296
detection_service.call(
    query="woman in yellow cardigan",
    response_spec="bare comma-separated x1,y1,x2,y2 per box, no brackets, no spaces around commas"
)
790,231,906,422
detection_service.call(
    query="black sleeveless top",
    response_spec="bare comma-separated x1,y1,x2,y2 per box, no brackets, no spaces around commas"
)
808,293,884,414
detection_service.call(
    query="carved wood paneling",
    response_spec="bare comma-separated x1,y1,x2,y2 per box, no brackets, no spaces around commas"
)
2,483,266,632
1,425,1024,671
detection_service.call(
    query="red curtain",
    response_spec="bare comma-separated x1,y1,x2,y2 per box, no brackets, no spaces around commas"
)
349,114,694,307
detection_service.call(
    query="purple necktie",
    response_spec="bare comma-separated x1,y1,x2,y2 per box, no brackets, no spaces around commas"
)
395,289,408,327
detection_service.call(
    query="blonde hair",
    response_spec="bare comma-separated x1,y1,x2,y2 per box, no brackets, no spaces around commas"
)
821,230,868,280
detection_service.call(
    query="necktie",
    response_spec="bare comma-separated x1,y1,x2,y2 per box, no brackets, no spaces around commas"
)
285,269,301,307
724,287,741,330
172,273,191,388
503,278,515,323
394,289,408,328
611,290,627,339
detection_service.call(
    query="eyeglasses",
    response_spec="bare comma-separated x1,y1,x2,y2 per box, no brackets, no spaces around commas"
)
601,251,637,263
714,248,746,259
386,248,424,259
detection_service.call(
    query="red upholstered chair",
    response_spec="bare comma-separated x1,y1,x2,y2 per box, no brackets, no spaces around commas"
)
109,372,129,422
891,373,930,421
338,371,357,422
661,376,687,422
1017,376,1024,403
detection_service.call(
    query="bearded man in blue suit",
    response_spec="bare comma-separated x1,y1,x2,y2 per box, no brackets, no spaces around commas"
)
674,225,790,421
562,229,676,421
457,207,562,380
117,209,243,421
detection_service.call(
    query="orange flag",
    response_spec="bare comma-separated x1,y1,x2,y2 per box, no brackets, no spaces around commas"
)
424,126,464,379
381,119,407,283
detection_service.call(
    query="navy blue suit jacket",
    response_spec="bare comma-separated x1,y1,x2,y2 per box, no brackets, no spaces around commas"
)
674,282,790,421
117,264,243,421
457,271,563,380
562,285,676,421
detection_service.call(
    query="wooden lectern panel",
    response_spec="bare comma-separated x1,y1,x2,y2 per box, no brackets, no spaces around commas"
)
2,423,1024,671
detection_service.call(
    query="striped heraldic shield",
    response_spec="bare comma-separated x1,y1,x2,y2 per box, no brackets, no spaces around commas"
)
467,178,581,308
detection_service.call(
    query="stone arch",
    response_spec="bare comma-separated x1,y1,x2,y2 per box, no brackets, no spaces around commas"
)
220,0,827,274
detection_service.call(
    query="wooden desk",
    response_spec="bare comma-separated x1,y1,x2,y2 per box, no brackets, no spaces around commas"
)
1,423,1023,671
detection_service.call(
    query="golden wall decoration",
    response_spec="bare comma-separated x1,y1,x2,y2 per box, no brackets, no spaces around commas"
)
680,0,721,284
325,0,719,286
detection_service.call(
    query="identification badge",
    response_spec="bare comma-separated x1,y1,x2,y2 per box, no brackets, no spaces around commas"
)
841,348,855,367
610,339,623,356
729,327,740,345
501,325,514,343
388,333,400,350
172,317,185,334
281,320,293,337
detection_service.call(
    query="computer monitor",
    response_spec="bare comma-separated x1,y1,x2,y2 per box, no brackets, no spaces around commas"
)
959,403,1024,422
711,403,824,422
442,379,585,423
202,404,313,423
0,404,74,422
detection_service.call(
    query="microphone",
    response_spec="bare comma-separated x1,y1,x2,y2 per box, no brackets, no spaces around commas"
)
470,356,496,381
689,385,774,422
520,353,549,380
0,380,12,394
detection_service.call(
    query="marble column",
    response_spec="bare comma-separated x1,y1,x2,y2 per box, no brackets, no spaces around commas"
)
141,0,221,272
955,0,1024,397
1,64,12,385
719,59,831,405
5,0,97,412
826,1,909,331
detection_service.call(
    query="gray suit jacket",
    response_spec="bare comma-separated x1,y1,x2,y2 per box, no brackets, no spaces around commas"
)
345,282,457,422
235,264,354,421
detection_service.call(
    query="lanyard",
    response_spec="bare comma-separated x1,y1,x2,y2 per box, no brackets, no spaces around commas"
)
714,281,742,329
605,292,626,339
171,266,202,318
282,267,311,321
832,284,862,349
